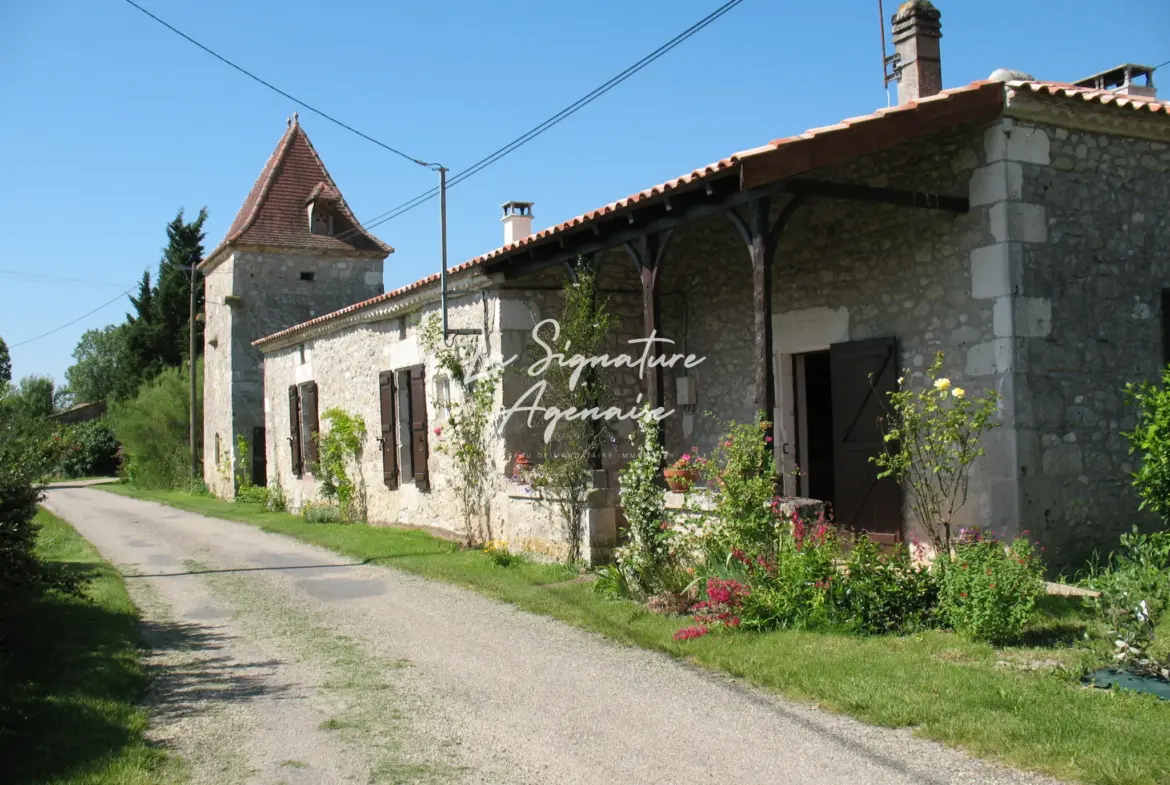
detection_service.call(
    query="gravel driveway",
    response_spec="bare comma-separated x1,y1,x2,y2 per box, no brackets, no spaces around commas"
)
43,485,1061,785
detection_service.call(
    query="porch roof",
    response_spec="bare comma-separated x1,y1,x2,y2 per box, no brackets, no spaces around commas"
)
253,78,1170,349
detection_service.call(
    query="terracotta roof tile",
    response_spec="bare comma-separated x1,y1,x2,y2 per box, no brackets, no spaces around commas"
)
255,77,1170,347
202,119,392,268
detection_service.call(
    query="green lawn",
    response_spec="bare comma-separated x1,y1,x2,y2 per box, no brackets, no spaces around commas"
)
100,484,1170,785
0,509,175,784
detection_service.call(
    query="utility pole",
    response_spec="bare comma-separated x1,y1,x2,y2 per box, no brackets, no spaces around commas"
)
189,262,198,482
438,165,449,339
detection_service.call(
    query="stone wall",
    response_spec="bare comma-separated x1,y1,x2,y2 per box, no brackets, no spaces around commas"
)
203,249,383,497
1013,121,1170,566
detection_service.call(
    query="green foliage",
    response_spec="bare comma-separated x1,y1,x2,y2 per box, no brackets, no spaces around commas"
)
938,529,1044,643
1122,368,1170,523
1083,527,1170,678
483,540,523,567
527,260,618,563
873,352,1000,553
420,314,500,545
316,408,367,522
615,408,679,597
108,362,201,489
302,502,344,524
699,412,778,558
56,417,120,478
65,325,127,404
9,374,56,420
835,536,938,634
0,335,10,384
734,516,839,631
592,563,630,600
264,479,288,513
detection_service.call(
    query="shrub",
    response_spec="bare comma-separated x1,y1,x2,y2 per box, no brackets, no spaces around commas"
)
699,412,778,559
1083,526,1170,677
108,362,200,489
1123,368,1170,522
56,417,119,478
483,540,522,567
302,502,343,524
834,535,938,634
264,481,287,513
615,408,681,597
593,563,630,600
872,352,1000,553
316,408,367,522
235,484,268,505
733,512,839,631
937,528,1044,643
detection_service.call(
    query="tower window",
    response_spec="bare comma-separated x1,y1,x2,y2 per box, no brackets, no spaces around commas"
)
300,271,315,282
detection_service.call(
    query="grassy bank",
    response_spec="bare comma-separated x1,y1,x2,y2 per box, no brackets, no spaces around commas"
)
0,508,173,784
100,484,1170,785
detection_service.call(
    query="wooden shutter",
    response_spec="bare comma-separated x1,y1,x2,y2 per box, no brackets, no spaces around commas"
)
288,385,302,478
408,365,430,490
301,381,320,473
1162,289,1170,366
379,371,398,489
829,337,903,544
251,426,267,487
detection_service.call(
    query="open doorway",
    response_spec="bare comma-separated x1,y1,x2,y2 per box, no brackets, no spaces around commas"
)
792,351,835,507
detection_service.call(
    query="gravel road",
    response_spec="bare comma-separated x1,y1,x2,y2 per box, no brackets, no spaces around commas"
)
43,484,1062,785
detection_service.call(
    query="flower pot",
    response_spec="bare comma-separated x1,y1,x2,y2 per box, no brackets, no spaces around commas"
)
512,454,531,482
664,468,699,492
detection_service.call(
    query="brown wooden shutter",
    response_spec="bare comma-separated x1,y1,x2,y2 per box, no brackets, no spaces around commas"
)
829,337,903,544
288,385,302,478
251,426,267,486
301,381,320,473
379,371,398,489
409,365,429,490
1162,289,1170,366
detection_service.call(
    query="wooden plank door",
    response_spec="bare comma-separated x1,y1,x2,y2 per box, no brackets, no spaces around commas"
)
829,337,902,543
251,426,267,487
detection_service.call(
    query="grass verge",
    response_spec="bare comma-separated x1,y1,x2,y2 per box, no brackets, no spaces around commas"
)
0,508,175,785
100,484,1170,785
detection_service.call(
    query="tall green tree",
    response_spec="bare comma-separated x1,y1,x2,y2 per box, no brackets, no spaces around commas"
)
65,325,127,404
10,375,56,420
107,207,208,400
0,335,11,385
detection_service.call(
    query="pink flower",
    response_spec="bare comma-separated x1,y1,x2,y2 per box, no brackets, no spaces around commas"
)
765,436,773,443
433,426,442,436
673,625,709,641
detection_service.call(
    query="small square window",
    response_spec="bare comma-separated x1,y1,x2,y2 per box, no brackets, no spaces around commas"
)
300,271,315,282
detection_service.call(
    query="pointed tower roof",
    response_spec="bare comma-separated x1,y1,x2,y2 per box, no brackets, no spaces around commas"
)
202,116,393,269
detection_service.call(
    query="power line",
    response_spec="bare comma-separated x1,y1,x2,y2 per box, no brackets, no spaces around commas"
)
119,0,433,168
9,287,137,348
334,0,746,242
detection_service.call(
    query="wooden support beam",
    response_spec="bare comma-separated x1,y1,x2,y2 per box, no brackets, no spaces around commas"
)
625,231,673,416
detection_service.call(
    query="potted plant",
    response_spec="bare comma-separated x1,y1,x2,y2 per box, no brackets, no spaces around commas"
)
512,452,531,483
664,452,701,492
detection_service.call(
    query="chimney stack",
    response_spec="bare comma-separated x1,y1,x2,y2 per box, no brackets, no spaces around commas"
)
501,201,534,246
891,0,943,104
1074,64,1157,100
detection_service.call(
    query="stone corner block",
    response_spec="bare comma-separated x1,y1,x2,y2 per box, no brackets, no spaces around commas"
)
989,202,1048,244
969,243,1020,299
994,297,1052,338
966,338,1018,377
1006,123,1052,165
968,161,1023,207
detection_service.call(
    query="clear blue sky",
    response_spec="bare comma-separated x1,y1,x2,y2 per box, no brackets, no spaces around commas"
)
2,0,1167,386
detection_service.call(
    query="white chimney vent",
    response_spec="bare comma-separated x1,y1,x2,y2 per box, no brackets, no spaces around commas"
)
988,68,1035,83
1074,64,1157,99
501,201,534,246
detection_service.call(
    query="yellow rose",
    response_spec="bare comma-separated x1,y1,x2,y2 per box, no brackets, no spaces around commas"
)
952,387,966,399
933,378,952,391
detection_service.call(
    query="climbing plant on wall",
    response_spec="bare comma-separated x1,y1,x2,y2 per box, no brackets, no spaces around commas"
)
317,408,368,522
420,315,500,545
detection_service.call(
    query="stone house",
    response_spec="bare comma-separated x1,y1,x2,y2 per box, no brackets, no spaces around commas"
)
208,2,1170,568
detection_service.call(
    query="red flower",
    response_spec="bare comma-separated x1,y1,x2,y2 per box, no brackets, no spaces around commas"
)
673,625,709,641
960,592,968,598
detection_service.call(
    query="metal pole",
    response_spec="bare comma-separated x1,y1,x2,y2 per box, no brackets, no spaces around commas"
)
439,166,449,340
189,263,197,481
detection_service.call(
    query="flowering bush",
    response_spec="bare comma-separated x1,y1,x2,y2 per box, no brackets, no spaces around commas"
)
872,352,1000,553
668,452,702,472
483,540,521,567
937,528,1044,643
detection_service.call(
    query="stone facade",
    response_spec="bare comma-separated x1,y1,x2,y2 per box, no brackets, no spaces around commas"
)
203,249,383,497
245,98,1170,570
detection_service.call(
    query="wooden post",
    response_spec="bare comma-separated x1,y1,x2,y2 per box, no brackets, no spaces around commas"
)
624,231,672,414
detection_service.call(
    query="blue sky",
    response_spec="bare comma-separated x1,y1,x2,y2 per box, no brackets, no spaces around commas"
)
2,0,1167,385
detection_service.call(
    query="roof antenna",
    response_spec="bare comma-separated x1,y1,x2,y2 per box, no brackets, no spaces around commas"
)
878,0,899,99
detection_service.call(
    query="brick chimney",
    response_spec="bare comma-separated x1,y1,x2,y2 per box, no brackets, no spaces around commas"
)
891,0,943,104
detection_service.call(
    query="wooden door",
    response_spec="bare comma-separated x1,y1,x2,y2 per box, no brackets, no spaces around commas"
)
829,337,902,543
251,426,267,487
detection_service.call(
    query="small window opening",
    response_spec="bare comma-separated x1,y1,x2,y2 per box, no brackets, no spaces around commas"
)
300,271,315,282
214,433,222,466
297,344,307,364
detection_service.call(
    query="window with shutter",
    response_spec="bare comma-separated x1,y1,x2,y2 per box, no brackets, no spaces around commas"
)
408,365,430,491
300,381,320,473
379,371,398,488
288,385,302,478
829,336,903,544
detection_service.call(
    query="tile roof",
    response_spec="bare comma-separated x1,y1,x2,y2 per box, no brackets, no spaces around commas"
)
202,118,393,268
255,78,1170,348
